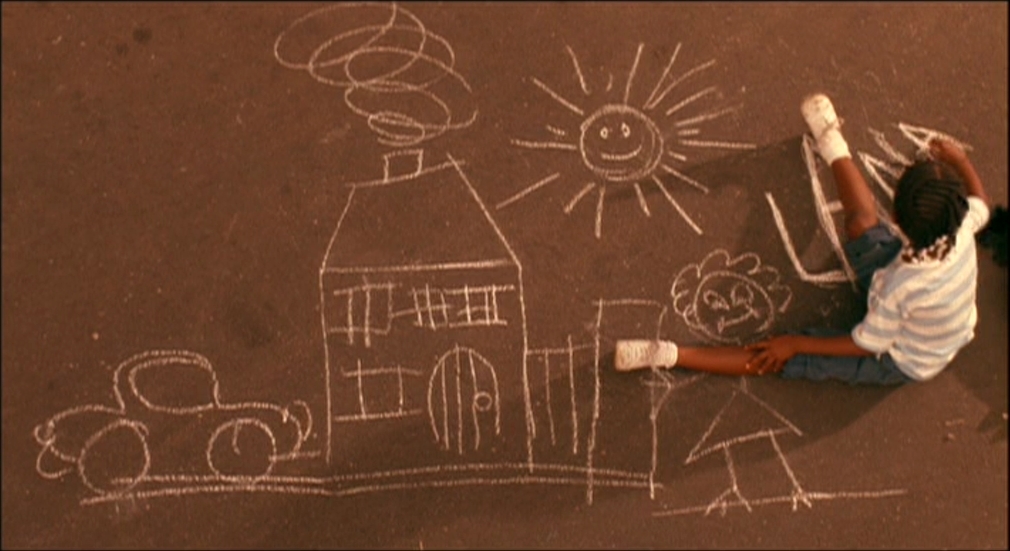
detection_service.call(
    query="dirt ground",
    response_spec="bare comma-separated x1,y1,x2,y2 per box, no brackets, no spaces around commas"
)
3,2,1006,549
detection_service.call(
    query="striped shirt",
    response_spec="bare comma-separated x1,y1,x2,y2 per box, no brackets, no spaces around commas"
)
852,196,991,381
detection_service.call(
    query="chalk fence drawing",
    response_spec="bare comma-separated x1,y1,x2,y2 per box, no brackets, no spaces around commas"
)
766,123,970,288
273,2,477,147
498,42,757,238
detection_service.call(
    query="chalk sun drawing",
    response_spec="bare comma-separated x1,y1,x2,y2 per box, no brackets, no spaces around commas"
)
498,42,756,238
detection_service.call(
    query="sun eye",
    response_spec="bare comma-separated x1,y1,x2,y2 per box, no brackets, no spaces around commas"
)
599,127,609,139
621,123,631,137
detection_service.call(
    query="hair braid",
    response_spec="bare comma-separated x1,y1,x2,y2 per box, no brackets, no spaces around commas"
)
893,160,968,253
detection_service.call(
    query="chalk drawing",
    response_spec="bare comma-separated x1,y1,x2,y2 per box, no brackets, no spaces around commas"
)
499,42,756,238
579,293,906,514
274,2,476,147
768,122,969,288
319,149,535,469
653,377,907,517
33,349,313,496
671,249,792,345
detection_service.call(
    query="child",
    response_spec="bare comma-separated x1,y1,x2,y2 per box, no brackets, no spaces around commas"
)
615,93,992,385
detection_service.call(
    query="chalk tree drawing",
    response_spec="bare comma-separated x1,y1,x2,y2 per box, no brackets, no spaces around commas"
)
766,123,971,288
671,249,793,345
498,42,756,238
653,378,906,517
274,2,477,147
33,350,313,497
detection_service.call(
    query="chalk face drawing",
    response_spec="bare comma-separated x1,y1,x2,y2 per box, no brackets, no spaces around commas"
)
273,2,477,147
33,350,313,496
671,249,792,345
767,123,969,288
499,42,756,238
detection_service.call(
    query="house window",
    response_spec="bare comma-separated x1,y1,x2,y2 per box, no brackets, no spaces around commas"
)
410,284,515,329
325,282,395,347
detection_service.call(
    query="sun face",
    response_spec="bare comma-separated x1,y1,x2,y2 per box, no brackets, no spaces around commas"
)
580,105,663,183
497,43,756,238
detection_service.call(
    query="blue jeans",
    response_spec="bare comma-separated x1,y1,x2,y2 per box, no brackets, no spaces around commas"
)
779,223,912,386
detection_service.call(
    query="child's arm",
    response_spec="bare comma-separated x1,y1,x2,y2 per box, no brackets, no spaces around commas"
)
745,334,873,373
929,138,990,206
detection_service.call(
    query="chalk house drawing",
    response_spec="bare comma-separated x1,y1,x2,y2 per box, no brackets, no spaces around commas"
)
33,350,313,497
498,42,757,238
319,148,534,468
766,123,970,288
273,2,477,147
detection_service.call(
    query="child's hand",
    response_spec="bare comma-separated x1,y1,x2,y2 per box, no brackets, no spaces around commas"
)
929,137,970,166
744,336,799,374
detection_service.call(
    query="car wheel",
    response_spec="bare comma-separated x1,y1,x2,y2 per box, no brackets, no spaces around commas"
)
207,418,277,484
78,419,150,496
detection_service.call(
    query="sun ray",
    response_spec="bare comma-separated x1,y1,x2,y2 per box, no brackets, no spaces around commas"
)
605,73,614,92
644,42,682,109
624,42,644,105
532,77,584,116
564,182,597,214
496,172,562,209
664,86,718,116
667,149,688,162
565,44,592,96
652,175,704,235
680,139,757,150
510,138,579,151
594,185,606,238
646,59,717,111
633,182,652,216
546,125,567,137
661,163,710,193
677,128,701,136
672,104,739,127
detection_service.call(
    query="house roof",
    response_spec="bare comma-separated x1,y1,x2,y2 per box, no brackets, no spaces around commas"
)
322,151,519,274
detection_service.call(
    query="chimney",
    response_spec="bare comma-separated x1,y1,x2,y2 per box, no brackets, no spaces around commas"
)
382,149,425,182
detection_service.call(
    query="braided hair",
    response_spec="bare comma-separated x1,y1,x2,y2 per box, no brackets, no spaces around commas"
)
892,160,968,261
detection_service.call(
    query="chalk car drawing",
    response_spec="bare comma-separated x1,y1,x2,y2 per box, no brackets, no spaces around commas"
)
33,349,312,496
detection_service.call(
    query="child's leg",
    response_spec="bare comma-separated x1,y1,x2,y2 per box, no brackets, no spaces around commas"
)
802,94,880,240
615,339,770,376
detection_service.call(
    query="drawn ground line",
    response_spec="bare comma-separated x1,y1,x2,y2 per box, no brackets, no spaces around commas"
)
82,474,661,506
651,488,909,517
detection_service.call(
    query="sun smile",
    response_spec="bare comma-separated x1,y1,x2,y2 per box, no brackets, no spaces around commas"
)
599,145,643,162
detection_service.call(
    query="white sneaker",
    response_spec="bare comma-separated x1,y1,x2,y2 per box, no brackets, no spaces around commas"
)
800,93,850,164
614,339,679,371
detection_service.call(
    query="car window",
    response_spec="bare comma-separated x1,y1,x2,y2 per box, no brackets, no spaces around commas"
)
129,358,218,412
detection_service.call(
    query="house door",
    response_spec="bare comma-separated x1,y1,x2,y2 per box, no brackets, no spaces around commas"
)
427,345,501,454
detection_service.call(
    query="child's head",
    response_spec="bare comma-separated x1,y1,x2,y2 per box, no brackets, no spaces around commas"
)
892,160,968,253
